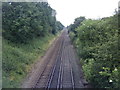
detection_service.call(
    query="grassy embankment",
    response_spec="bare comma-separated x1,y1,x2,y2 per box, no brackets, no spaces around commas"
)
2,33,59,88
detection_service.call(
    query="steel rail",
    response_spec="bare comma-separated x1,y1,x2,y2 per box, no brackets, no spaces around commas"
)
68,43,75,90
46,33,65,89
34,34,63,88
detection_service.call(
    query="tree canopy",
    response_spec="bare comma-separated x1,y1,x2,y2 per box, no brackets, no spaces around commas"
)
2,2,64,43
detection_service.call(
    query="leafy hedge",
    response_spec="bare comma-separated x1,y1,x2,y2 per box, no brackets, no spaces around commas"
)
69,15,120,88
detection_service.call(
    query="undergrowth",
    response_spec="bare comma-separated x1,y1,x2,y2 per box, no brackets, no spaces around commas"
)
2,34,56,88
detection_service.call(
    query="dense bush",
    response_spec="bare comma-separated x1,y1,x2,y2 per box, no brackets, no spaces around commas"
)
2,2,64,43
69,15,120,88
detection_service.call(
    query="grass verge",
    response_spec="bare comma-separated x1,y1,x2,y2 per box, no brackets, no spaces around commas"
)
2,34,57,88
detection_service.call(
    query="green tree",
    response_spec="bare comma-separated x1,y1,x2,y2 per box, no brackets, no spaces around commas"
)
2,2,64,43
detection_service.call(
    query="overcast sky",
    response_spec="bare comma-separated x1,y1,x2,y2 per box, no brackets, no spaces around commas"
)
48,0,119,26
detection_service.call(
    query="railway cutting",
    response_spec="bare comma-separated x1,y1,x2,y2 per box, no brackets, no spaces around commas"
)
22,29,89,89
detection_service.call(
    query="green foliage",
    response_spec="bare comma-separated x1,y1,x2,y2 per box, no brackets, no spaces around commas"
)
56,21,64,31
69,31,75,41
2,2,64,43
69,15,120,88
2,34,55,88
68,16,86,34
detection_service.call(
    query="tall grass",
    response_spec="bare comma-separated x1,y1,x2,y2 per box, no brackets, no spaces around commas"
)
2,34,56,88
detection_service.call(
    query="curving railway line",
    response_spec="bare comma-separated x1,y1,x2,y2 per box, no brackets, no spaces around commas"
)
22,30,88,89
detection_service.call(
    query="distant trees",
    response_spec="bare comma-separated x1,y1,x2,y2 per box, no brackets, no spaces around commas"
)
56,21,64,31
68,16,85,41
2,2,64,43
68,16,85,33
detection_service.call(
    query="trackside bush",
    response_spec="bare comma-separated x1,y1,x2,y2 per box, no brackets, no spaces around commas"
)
69,15,119,88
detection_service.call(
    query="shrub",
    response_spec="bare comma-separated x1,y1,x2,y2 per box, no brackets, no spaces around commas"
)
69,15,119,88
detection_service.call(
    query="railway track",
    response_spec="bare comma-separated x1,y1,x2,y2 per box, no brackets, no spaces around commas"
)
34,32,64,88
46,33,64,89
34,30,77,89
23,30,85,89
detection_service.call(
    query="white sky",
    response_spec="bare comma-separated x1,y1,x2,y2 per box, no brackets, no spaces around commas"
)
48,0,119,26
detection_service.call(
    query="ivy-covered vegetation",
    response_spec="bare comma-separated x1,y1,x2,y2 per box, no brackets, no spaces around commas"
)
68,15,120,88
2,2,64,88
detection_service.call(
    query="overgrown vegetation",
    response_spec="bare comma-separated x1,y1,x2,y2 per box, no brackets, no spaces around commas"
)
2,2,64,43
2,35,56,88
2,2,64,88
68,15,120,88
